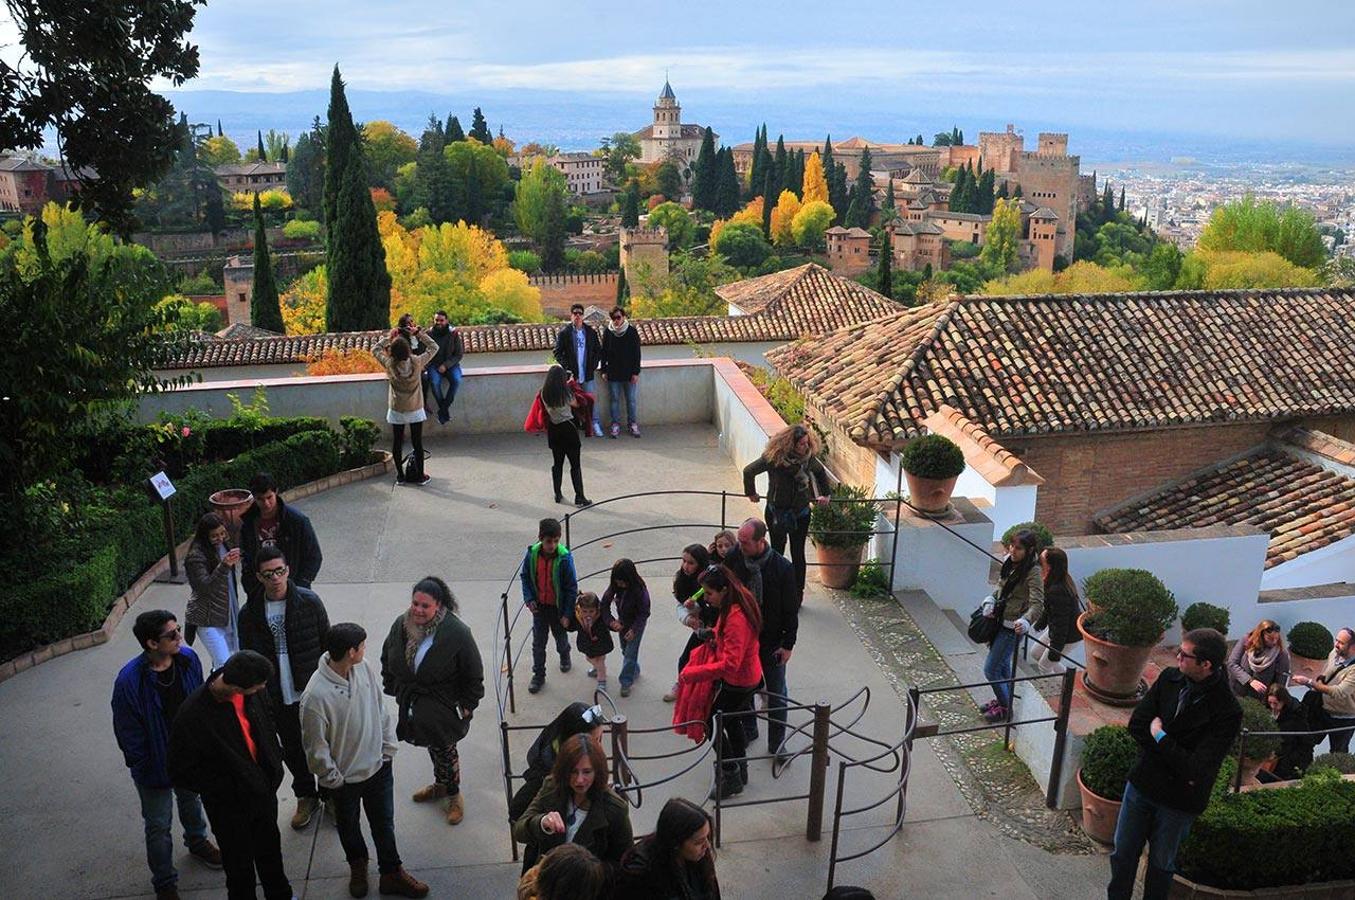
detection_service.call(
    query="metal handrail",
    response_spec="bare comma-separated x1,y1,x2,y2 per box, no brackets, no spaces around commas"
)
1232,720,1355,793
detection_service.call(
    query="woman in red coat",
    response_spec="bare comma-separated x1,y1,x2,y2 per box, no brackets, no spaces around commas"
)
679,564,763,800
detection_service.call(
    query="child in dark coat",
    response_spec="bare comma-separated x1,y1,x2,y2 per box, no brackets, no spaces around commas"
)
573,592,615,694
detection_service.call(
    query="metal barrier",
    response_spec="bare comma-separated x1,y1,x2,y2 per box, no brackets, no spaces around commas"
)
1232,721,1355,793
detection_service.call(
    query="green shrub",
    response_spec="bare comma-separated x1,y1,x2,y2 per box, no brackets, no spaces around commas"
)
900,434,965,479
1177,765,1355,889
199,415,328,461
283,430,341,483
850,558,891,599
1311,752,1355,775
1288,621,1333,659
508,249,542,274
810,484,880,550
1079,724,1138,801
1181,601,1230,636
282,219,322,242
1083,568,1178,647
0,543,117,658
1000,521,1054,550
339,417,382,469
1234,696,1282,760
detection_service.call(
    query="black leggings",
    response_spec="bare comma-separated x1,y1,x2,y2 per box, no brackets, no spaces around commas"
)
547,420,584,499
769,506,811,594
710,682,756,778
392,421,424,479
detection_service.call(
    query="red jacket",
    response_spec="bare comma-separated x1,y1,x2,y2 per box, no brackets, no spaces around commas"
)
673,642,718,743
680,604,762,690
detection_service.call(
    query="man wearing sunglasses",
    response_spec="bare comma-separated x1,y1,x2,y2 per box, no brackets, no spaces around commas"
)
1108,628,1241,900
552,303,604,437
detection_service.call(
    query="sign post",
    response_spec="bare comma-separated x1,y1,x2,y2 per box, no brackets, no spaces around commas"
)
148,471,185,583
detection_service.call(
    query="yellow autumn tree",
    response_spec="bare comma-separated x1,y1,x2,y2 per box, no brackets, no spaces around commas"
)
709,197,765,247
984,260,1138,295
280,266,328,335
802,152,829,205
1193,250,1318,289
769,190,802,248
479,268,543,320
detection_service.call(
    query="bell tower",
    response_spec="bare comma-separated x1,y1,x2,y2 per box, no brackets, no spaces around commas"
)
652,78,680,140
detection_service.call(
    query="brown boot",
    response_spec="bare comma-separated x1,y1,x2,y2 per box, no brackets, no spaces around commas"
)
348,859,370,898
378,867,430,898
411,783,448,803
154,889,182,900
445,792,464,826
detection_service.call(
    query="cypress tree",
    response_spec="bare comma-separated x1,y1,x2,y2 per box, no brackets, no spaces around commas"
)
747,125,766,200
996,181,1009,200
716,147,741,218
280,139,289,163
950,165,971,213
217,119,223,137
951,125,961,146
772,136,787,199
538,180,567,271
916,133,924,145
976,169,996,215
876,230,892,299
851,148,875,219
1013,184,1023,199
844,193,863,229
788,149,806,199
616,267,628,303
257,130,266,161
469,107,491,143
326,151,391,332
620,179,640,228
324,66,359,230
413,114,454,223
1118,187,1126,211
761,170,775,238
1102,183,1115,223
445,115,464,142
823,136,847,222
250,193,284,332
957,128,965,145
691,127,717,211
881,177,896,218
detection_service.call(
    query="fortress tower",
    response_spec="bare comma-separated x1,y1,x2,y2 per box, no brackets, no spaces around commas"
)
619,226,670,287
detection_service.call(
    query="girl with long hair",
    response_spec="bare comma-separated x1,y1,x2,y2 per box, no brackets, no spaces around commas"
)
540,365,591,507
742,424,831,594
980,530,1044,722
1032,546,1083,675
508,701,608,822
373,323,440,485
665,543,713,703
183,511,242,667
1226,619,1292,699
602,558,650,698
616,797,720,899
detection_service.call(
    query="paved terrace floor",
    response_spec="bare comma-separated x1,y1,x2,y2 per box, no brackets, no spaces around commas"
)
0,425,1109,898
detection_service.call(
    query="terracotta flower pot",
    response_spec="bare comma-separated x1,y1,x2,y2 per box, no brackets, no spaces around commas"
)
903,471,959,517
813,541,866,589
209,488,254,528
1289,653,1326,684
1078,611,1160,704
1076,769,1122,845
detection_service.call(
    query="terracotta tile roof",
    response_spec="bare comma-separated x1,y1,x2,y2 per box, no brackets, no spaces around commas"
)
923,405,1044,487
162,264,903,370
1272,426,1355,468
631,124,709,141
1094,448,1355,568
765,288,1355,447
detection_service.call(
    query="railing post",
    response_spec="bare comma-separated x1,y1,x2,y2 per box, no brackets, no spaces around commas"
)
1233,730,1248,794
827,759,848,893
721,489,727,531
564,512,572,553
609,714,633,790
500,720,519,862
501,593,516,715
806,700,832,842
1005,633,1021,749
713,709,724,848
1046,667,1077,809
903,686,921,822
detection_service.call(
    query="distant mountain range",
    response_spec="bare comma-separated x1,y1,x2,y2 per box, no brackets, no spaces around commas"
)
164,88,1355,170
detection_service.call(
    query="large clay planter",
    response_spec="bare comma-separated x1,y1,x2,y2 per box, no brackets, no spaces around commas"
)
903,471,959,518
209,488,253,528
1076,769,1122,845
1078,611,1159,705
1289,653,1326,683
813,541,866,589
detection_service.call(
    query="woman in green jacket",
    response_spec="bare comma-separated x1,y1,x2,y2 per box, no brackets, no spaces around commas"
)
742,424,831,593
979,530,1045,722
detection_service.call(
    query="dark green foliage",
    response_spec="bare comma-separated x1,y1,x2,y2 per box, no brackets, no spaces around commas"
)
822,136,849,223
851,149,875,220
279,139,289,163
772,136,787,197
655,162,682,202
0,543,119,659
413,114,455,224
843,194,863,230
217,119,223,137
786,148,805,199
615,267,628,303
850,558,891,599
1234,696,1282,760
746,125,767,201
1102,183,1116,225
445,115,465,142
1083,569,1179,647
1181,602,1230,636
1118,187,1126,212
933,131,953,147
323,66,358,230
974,169,996,215
468,107,491,143
691,127,718,212
1311,752,1355,774
250,194,284,333
809,484,879,549
620,180,641,228
1080,725,1138,800
900,434,965,479
761,170,775,237
1001,522,1054,550
1288,622,1334,659
256,129,266,161
876,230,892,298
713,222,771,270
136,115,227,232
287,119,327,221
715,148,741,219
538,182,567,271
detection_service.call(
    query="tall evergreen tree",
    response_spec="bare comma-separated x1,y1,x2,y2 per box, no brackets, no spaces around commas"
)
280,139,289,163
1102,183,1116,223
288,118,326,222
916,133,924,145
256,130,266,161
996,180,1009,200
844,193,864,229
823,136,849,224
250,193,284,332
957,128,964,145
975,169,996,215
880,177,896,221
216,119,223,137
772,136,787,199
949,164,971,213
620,179,641,227
716,147,741,218
1118,187,1126,212
413,114,455,223
761,170,775,238
615,266,628,303
850,148,875,219
691,127,718,211
445,115,464,142
324,67,359,228
788,149,806,199
747,124,767,200
537,179,567,271
876,230,893,299
951,125,961,146
468,107,491,143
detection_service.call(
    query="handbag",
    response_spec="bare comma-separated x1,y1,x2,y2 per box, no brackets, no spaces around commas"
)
967,596,1006,644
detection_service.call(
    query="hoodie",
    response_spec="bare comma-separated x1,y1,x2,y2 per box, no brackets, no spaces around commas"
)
299,653,397,790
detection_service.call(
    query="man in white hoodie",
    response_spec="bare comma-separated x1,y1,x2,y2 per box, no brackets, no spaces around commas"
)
300,623,428,898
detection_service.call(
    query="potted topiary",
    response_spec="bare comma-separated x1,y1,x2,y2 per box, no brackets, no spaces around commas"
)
1233,697,1282,786
1078,568,1179,705
1287,621,1333,682
1076,724,1138,844
809,484,880,589
900,434,966,517
1181,601,1230,636
1001,521,1054,551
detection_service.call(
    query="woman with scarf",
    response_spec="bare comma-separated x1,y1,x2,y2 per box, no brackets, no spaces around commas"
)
373,323,440,486
742,424,831,594
184,511,242,669
599,306,642,438
1226,619,1292,700
380,576,484,826
979,530,1044,723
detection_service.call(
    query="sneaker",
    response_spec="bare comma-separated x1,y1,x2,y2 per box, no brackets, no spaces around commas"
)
574,496,592,508
587,667,598,678
409,473,431,486
980,698,1001,715
983,704,1008,723
609,423,620,439
629,422,640,438
445,793,464,826
560,655,572,673
291,796,320,830
592,423,605,437
395,471,406,485
528,675,545,694
378,867,430,898
663,683,678,703
188,839,223,869
619,684,631,697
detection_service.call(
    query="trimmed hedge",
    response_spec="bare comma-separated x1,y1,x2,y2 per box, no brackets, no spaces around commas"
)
1181,601,1230,635
1288,621,1334,660
0,543,118,653
1234,696,1282,760
1001,521,1054,550
1083,568,1179,647
1080,724,1137,800
1311,752,1355,775
900,434,966,479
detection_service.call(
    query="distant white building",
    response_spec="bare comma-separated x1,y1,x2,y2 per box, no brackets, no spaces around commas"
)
631,80,714,179
548,152,606,196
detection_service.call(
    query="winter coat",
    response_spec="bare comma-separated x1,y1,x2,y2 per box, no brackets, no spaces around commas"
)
1316,651,1355,717
1126,668,1242,814
1272,698,1316,780
600,322,642,381
239,496,323,598
673,641,719,744
1225,640,1292,699
380,612,485,747
185,539,237,628
728,549,801,656
680,604,762,691
616,837,722,900
237,581,330,707
603,584,651,631
997,562,1044,629
1034,581,1082,650
553,323,603,382
427,324,464,371
373,335,439,413
512,775,634,873
112,647,206,788
299,655,397,790
168,672,286,803
520,543,579,620
742,454,831,513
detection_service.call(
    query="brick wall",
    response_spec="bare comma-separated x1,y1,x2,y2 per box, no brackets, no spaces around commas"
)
529,272,620,318
806,398,883,488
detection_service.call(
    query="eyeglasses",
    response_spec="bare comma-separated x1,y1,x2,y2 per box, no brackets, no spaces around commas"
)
259,566,288,580
1176,649,1199,661
159,627,182,641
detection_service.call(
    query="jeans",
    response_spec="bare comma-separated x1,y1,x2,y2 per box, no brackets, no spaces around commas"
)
202,793,292,900
135,783,210,891
428,364,462,421
760,654,789,752
531,606,571,678
768,505,811,595
984,626,1020,708
619,623,645,688
607,378,638,426
273,701,319,799
581,379,602,432
334,759,402,874
1107,782,1197,900
197,626,237,670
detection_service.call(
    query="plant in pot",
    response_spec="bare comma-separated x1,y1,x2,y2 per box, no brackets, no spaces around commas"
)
1077,724,1138,844
1287,621,1333,681
899,434,965,517
1232,697,1282,786
809,484,880,590
1181,602,1230,636
1078,568,1179,705
1001,521,1054,551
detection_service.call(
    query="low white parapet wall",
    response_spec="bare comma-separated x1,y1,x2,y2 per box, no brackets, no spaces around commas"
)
883,497,995,607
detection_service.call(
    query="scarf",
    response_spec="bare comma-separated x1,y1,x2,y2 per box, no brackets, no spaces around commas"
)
1245,643,1281,675
402,606,448,668
742,545,771,604
608,319,630,337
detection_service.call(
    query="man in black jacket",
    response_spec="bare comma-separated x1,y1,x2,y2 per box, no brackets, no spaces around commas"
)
239,471,323,602
168,650,293,900
1108,628,1242,900
238,546,330,831
728,517,800,763
553,303,603,436
599,305,642,438
425,309,465,425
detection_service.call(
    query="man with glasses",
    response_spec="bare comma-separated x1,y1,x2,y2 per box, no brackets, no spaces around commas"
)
599,305,642,438
1291,626,1355,753
553,303,604,437
1108,628,1241,900
238,545,330,830
425,309,464,426
113,610,221,900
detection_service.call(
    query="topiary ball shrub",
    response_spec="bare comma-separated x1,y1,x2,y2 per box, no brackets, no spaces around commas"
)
1001,521,1053,550
1080,724,1138,801
1310,752,1355,775
900,434,965,480
1233,697,1282,761
1082,568,1179,647
1181,601,1230,636
809,484,880,549
1288,621,1334,660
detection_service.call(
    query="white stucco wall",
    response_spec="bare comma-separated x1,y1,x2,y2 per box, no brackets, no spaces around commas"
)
1261,533,1355,590
886,498,995,606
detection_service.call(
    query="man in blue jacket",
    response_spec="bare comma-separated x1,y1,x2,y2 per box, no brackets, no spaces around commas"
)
520,517,579,694
113,609,221,900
